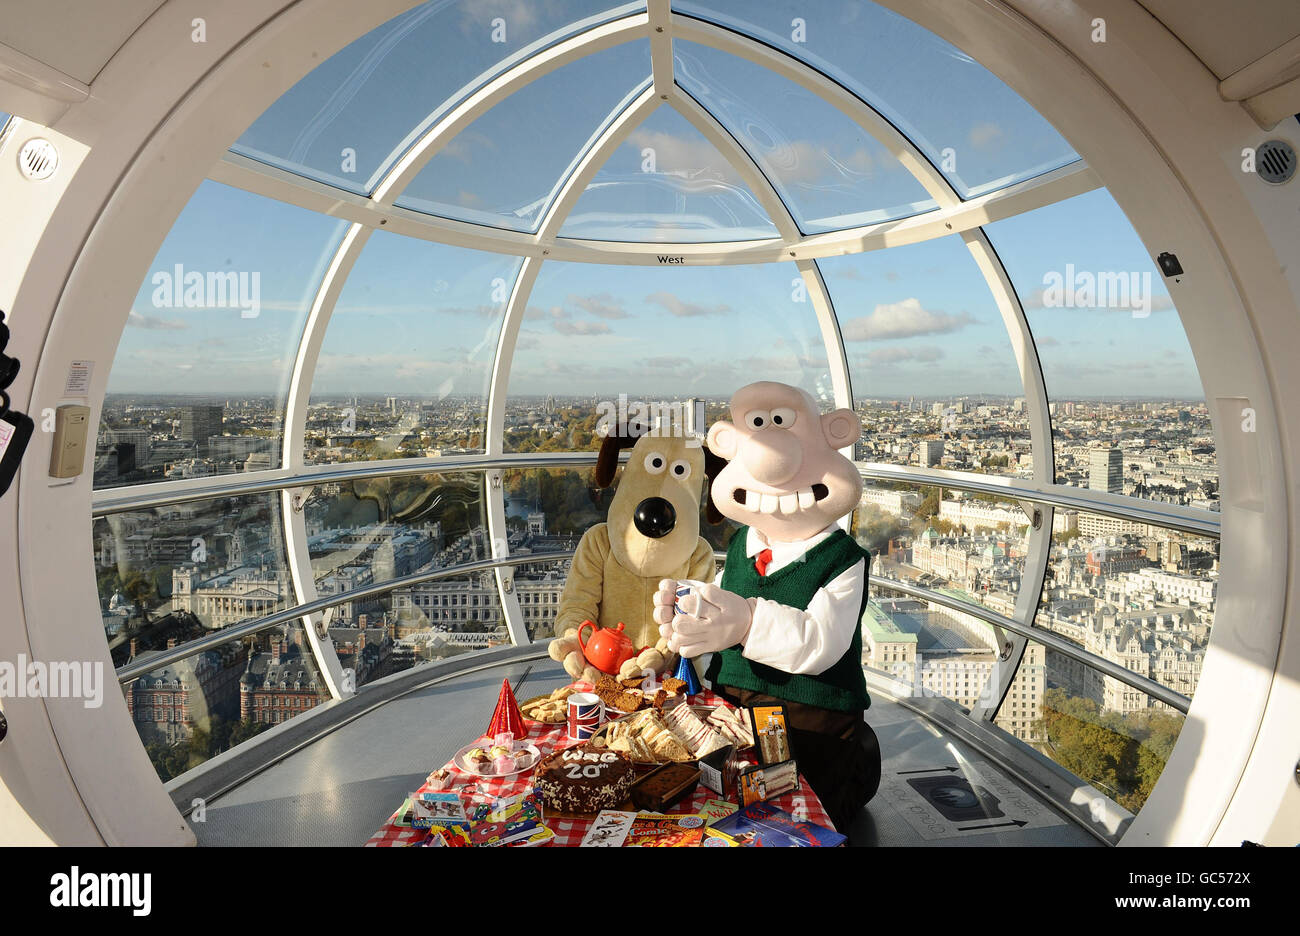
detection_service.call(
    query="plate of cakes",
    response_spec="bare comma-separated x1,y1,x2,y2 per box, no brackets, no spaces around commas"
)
453,739,543,778
593,673,689,716
518,686,578,724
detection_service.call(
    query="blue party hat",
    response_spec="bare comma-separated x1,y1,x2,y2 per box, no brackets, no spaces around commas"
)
673,655,702,696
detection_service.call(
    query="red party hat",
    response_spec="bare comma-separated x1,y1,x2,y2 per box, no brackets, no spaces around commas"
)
487,677,525,740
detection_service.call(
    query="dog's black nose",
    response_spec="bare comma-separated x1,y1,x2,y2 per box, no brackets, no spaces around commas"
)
633,497,677,538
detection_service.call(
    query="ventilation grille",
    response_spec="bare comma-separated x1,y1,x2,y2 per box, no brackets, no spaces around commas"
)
1257,139,1296,185
17,137,58,181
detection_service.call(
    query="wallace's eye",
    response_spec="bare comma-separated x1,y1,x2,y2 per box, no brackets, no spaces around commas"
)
644,452,667,474
745,410,770,430
770,407,797,428
669,459,692,480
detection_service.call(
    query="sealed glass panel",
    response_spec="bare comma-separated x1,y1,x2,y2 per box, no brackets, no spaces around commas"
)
97,182,348,487
123,625,328,782
675,41,936,232
303,471,505,685
559,105,780,242
986,189,1217,508
396,43,651,232
234,1,645,192
503,260,834,452
820,237,1030,475
993,512,1216,811
677,0,1078,198
306,234,522,464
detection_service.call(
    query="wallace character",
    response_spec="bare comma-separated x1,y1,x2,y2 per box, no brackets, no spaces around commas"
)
654,381,882,833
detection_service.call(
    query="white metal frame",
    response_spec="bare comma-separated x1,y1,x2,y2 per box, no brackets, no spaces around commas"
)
4,0,1289,848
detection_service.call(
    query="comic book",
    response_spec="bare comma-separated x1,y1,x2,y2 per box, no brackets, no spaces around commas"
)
623,813,706,847
707,803,845,847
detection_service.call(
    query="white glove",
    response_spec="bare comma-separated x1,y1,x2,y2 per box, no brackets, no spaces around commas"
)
656,580,754,659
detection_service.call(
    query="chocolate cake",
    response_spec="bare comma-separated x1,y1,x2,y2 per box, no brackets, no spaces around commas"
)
534,746,635,815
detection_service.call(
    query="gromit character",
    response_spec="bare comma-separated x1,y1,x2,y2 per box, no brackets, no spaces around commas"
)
548,428,718,683
654,381,881,833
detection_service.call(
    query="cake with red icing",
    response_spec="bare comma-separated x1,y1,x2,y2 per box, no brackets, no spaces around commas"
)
534,746,635,814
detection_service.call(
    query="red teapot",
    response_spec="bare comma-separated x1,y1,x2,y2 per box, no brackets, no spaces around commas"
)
576,620,638,676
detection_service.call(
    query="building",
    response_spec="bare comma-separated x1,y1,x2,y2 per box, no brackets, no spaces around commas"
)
171,563,290,629
1086,544,1147,575
1089,447,1123,494
860,487,922,515
861,597,1044,741
239,629,325,724
123,640,247,743
919,439,944,467
181,405,224,456
912,527,1020,594
104,427,151,463
939,497,1078,534
207,434,275,461
1078,513,1149,538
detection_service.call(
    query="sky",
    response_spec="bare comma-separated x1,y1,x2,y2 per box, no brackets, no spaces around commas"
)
105,0,1209,405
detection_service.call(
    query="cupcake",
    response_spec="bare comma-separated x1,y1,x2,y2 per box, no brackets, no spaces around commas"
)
492,754,515,775
465,748,491,773
489,745,511,759
512,748,533,770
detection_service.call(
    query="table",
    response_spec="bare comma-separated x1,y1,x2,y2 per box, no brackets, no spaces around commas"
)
365,687,833,846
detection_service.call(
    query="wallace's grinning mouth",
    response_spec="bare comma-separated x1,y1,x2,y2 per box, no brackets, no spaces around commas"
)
733,483,829,515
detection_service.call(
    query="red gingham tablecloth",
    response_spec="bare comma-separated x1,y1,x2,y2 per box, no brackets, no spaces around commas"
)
364,687,833,846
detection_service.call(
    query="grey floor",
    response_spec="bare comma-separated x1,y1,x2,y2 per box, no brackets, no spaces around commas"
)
191,658,1097,847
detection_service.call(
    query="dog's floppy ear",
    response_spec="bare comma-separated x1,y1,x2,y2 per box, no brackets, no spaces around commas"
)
595,431,638,488
702,445,728,525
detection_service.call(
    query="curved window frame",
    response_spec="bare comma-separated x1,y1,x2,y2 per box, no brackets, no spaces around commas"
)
85,0,1222,821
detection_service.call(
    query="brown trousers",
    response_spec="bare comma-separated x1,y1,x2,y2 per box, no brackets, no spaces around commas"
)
716,686,881,836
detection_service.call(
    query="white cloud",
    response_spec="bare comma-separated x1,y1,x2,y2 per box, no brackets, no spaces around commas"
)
567,292,629,319
552,319,611,336
127,311,188,330
645,290,732,317
841,297,975,341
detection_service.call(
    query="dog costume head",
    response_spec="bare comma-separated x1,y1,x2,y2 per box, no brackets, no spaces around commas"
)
595,430,722,577
547,426,721,682
706,381,862,542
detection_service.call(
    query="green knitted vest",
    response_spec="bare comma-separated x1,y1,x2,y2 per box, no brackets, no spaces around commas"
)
704,526,872,713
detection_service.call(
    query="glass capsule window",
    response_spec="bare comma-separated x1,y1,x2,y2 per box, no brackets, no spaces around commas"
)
674,40,938,232
986,189,1217,509
232,1,647,193
394,42,653,232
503,259,834,454
676,0,1080,197
305,234,523,464
559,103,782,242
819,235,1032,475
97,181,349,487
88,0,1222,812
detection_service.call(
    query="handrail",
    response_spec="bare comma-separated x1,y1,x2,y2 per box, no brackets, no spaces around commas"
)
118,544,1191,713
115,549,578,683
92,452,613,515
854,462,1220,538
91,452,1222,538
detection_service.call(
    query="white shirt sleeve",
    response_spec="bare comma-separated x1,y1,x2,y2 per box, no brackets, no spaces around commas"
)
739,559,866,675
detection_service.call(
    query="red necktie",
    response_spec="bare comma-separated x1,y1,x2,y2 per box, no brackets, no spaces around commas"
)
755,548,773,576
